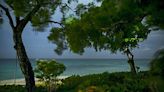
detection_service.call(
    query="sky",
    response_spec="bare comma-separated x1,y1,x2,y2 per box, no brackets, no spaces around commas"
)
0,1,164,59
0,18,164,59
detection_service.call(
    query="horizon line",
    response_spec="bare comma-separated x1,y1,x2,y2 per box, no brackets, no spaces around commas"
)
0,57,152,59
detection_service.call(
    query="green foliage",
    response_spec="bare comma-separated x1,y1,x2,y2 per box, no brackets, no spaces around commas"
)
1,71,164,92
57,75,82,91
34,59,66,83
144,0,164,28
64,16,75,24
148,49,164,92
0,85,26,92
48,0,150,55
34,59,66,92
67,0,78,4
0,85,47,92
57,72,150,92
48,28,67,55
75,2,95,16
150,49,164,78
1,0,79,30
6,0,61,18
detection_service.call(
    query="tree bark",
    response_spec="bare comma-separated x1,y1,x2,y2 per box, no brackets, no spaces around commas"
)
125,48,137,75
13,31,35,92
127,59,137,74
1,2,42,92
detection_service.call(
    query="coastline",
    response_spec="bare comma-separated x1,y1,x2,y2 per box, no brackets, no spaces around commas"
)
0,76,69,85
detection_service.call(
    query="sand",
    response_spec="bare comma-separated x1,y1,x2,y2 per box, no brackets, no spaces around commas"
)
0,76,69,85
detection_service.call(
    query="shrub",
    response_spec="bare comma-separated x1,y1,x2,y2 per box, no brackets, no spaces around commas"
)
58,72,149,92
34,59,66,92
150,49,164,78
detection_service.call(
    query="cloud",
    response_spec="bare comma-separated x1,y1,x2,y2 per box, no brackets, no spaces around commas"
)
142,47,151,51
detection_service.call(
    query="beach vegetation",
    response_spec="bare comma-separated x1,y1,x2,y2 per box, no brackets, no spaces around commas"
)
57,72,150,92
0,85,46,92
34,59,66,92
149,48,164,92
150,49,164,78
0,71,163,92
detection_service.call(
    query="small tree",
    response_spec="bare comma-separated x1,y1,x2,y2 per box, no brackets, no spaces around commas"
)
34,59,66,92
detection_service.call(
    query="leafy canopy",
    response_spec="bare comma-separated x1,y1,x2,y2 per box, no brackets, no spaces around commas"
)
1,0,79,30
34,59,66,82
48,0,150,55
144,0,164,29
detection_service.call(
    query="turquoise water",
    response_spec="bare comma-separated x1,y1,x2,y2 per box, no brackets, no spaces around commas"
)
0,59,150,80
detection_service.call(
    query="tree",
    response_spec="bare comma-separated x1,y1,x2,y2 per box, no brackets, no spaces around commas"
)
34,59,66,92
48,0,150,74
143,0,164,29
0,0,77,91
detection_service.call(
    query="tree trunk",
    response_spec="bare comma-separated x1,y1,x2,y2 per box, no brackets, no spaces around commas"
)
13,31,35,92
125,48,137,75
127,59,137,74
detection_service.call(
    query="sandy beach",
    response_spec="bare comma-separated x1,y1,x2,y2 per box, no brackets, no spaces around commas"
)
0,76,69,85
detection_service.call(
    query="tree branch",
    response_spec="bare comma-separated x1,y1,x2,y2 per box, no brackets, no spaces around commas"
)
36,20,64,28
0,4,15,30
100,21,128,31
16,16,20,24
124,48,134,60
24,4,41,23
47,20,64,27
61,3,74,12
17,4,41,32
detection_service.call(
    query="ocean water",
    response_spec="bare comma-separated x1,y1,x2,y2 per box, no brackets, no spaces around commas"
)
0,59,150,80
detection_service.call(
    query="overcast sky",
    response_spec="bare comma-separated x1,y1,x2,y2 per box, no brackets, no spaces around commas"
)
0,0,164,59
0,17,164,59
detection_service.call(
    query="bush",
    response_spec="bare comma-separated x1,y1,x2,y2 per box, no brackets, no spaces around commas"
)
34,59,66,92
0,85,25,92
0,72,150,92
57,75,82,92
150,49,164,78
0,85,47,92
57,72,149,92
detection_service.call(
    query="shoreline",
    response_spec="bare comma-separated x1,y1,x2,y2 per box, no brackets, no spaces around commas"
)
0,76,69,85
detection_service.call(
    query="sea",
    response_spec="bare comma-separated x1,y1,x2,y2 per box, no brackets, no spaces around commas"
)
0,59,151,80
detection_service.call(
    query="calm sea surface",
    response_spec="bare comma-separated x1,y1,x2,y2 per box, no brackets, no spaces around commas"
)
0,59,150,80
